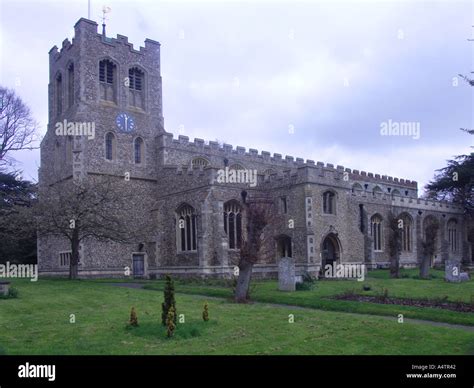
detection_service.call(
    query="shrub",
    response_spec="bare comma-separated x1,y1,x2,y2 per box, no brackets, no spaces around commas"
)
161,275,176,326
296,271,316,291
202,302,209,322
129,307,138,327
380,288,389,300
296,282,313,291
166,306,176,338
340,289,356,298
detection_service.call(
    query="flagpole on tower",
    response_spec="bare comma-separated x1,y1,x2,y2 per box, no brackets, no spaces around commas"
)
88,0,91,19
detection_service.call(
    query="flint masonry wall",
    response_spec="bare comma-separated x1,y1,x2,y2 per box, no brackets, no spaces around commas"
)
38,18,471,279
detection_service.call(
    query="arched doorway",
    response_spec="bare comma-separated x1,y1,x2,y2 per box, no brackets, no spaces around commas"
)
320,233,341,277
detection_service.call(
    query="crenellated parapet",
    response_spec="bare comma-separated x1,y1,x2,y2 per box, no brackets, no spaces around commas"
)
49,18,160,64
158,133,418,192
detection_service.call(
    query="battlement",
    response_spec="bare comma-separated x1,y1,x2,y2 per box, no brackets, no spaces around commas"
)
350,189,464,213
159,132,418,189
49,18,160,62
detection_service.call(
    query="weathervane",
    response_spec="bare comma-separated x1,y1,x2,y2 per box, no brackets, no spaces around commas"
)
101,5,112,37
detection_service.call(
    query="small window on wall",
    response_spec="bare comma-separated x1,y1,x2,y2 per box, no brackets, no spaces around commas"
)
67,63,74,108
323,191,335,214
105,132,116,161
59,252,72,267
56,73,63,116
134,137,144,164
192,157,209,169
280,197,288,214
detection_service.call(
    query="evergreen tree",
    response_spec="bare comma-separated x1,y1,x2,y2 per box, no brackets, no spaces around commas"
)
166,306,176,338
129,307,138,327
202,302,209,322
161,275,177,325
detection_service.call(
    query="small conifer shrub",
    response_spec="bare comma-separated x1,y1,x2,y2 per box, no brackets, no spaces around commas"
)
129,307,138,327
202,302,209,322
166,306,176,338
161,275,177,326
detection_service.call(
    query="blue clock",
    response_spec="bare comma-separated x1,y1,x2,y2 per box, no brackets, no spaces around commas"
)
116,113,135,133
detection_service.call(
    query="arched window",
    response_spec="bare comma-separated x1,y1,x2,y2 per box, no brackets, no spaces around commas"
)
56,73,63,116
373,186,383,197
371,214,383,251
263,169,276,181
176,204,197,252
223,201,242,249
229,163,245,171
447,219,458,253
391,189,401,197
351,183,363,195
192,157,209,169
99,59,117,102
323,191,335,214
105,132,116,161
67,63,74,108
128,67,145,109
400,214,412,252
134,137,144,164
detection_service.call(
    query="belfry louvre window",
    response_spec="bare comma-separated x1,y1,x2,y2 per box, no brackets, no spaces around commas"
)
177,205,197,252
99,59,117,102
224,201,242,249
128,67,145,109
323,191,335,214
371,214,383,251
447,220,458,253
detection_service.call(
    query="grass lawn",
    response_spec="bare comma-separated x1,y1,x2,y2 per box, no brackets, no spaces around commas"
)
0,277,473,355
140,269,474,326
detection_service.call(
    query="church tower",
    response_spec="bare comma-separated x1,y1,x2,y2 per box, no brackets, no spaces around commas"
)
40,18,164,185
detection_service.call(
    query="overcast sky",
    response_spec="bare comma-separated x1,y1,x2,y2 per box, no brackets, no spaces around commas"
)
0,0,472,191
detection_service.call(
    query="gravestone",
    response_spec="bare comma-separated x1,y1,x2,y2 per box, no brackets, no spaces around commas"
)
278,257,295,291
0,281,10,296
445,260,468,282
445,260,460,282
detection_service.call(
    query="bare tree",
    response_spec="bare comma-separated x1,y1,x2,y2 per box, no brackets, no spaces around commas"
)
420,218,439,279
0,87,38,168
387,212,402,278
235,193,276,303
35,176,155,279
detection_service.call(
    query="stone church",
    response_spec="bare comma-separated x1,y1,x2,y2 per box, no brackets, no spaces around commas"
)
38,18,472,279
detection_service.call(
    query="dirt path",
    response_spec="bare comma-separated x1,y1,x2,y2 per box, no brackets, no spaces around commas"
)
105,282,474,333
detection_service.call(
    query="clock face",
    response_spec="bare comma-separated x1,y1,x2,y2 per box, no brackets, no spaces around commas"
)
115,113,135,133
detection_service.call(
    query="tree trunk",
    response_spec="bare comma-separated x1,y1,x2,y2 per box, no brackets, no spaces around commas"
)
419,256,431,279
235,261,253,303
69,230,79,280
390,254,400,278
